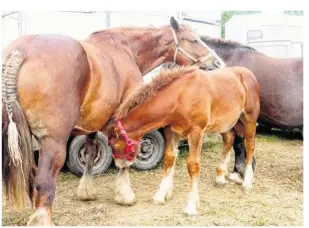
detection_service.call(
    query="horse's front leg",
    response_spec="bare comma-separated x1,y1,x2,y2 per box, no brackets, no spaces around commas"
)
77,132,98,200
153,127,180,205
114,166,136,205
27,137,66,226
184,128,203,216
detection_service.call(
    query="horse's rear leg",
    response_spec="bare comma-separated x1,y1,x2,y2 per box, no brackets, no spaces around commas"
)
231,134,256,180
228,121,256,185
240,115,257,192
153,127,180,205
215,130,235,186
27,137,66,226
184,128,203,216
77,132,98,200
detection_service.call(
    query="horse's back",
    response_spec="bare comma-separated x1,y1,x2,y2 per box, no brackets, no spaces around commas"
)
184,68,248,133
200,66,260,117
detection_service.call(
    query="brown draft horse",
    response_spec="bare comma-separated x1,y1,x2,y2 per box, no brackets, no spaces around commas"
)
107,66,260,215
2,17,225,225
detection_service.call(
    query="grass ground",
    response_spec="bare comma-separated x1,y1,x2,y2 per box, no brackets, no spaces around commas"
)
2,131,303,226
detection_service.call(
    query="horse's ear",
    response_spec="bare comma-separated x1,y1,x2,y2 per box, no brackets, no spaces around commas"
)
170,16,179,31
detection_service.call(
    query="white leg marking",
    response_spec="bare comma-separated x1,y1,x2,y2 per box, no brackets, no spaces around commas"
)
215,152,231,185
153,165,175,204
242,165,254,191
114,168,136,205
228,172,244,184
77,174,97,200
215,175,227,185
184,178,199,216
27,208,53,226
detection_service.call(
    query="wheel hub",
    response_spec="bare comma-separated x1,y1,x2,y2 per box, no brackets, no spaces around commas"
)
139,138,154,159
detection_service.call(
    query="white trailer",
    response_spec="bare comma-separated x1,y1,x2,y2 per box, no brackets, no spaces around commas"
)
224,12,303,58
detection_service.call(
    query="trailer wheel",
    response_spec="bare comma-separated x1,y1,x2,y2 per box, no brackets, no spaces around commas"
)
132,130,165,170
66,132,113,176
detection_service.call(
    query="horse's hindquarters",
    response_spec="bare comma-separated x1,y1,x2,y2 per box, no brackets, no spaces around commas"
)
15,34,89,140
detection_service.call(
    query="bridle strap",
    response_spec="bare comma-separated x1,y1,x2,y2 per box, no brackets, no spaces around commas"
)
171,26,216,64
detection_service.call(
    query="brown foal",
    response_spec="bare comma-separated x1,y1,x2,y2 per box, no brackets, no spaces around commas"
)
107,66,260,215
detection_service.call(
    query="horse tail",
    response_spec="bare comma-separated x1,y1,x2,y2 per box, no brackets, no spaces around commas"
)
2,50,34,209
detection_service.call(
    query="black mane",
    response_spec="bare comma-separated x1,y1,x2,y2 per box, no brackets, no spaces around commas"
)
200,35,256,52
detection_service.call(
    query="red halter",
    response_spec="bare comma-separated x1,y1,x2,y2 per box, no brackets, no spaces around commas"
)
112,120,139,161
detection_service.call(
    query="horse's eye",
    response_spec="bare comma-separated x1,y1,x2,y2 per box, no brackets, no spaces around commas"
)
190,39,198,44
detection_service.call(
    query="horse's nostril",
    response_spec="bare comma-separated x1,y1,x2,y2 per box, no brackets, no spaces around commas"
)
215,60,225,68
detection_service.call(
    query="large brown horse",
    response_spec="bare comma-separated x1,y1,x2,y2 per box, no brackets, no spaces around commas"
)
2,17,225,225
163,36,303,183
107,66,260,215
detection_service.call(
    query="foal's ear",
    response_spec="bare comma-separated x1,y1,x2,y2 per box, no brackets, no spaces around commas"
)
170,16,180,31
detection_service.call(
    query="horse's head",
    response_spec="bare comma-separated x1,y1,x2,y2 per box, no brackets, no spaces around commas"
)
106,120,139,169
164,17,225,71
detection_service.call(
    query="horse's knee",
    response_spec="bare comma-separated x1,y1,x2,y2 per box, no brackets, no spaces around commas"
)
164,153,176,168
187,161,200,177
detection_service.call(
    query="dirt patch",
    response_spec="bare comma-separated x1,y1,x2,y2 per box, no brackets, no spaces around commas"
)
2,133,303,226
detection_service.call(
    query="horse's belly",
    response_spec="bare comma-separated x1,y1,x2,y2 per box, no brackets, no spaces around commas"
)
205,111,242,134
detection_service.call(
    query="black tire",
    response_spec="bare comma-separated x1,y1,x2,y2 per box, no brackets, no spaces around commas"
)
132,130,165,170
66,132,113,176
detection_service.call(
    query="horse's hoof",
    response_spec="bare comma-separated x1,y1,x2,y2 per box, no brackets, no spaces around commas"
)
77,190,98,201
114,192,136,206
27,208,52,226
242,182,253,192
228,172,243,185
153,197,166,205
77,176,98,201
215,176,227,188
165,188,173,201
214,181,227,188
183,206,199,216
